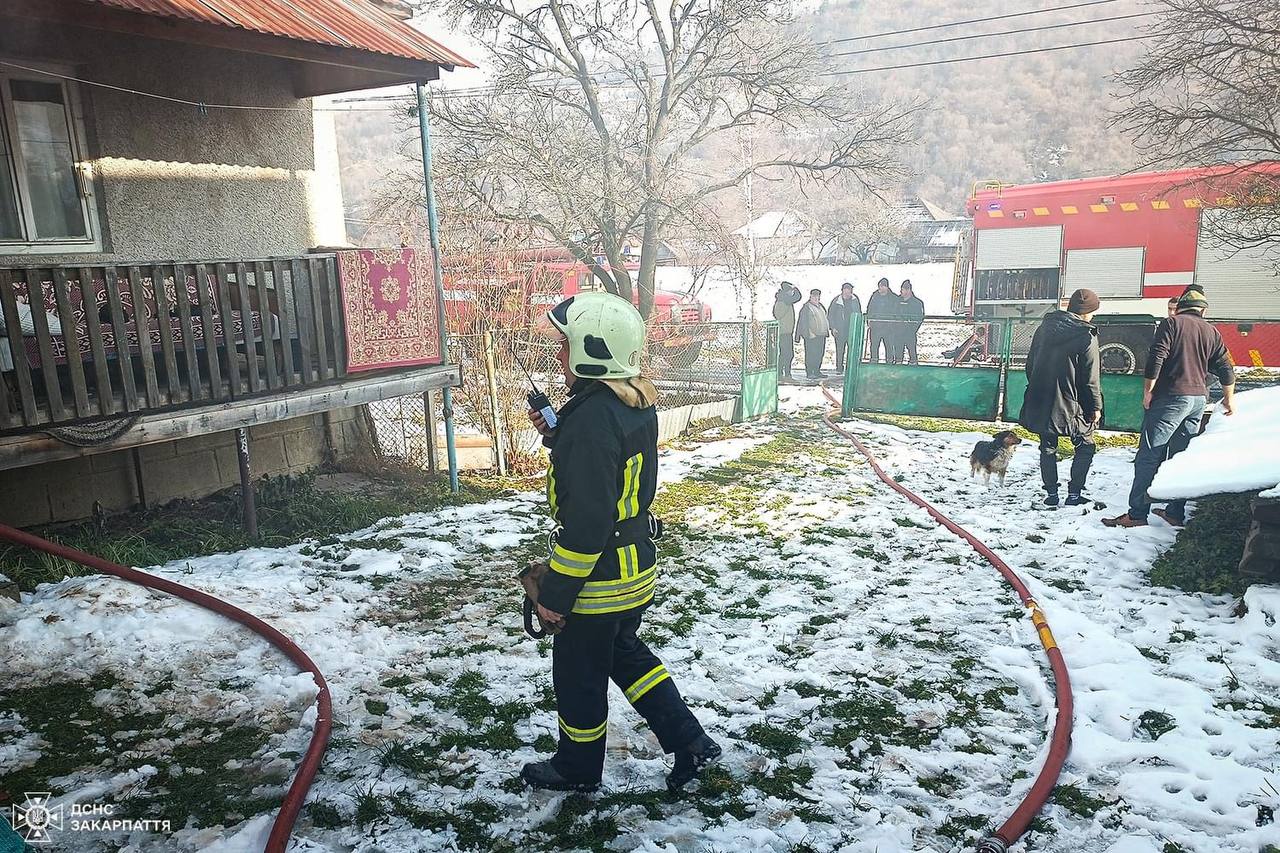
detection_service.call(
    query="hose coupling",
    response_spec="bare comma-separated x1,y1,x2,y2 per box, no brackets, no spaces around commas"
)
975,837,1009,853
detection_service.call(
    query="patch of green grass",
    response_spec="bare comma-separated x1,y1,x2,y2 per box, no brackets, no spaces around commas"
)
749,763,815,800
1046,577,1085,593
823,690,939,753
1,468,501,590
1053,783,1116,818
918,770,961,796
365,699,389,716
742,722,807,758
307,800,344,829
1169,629,1197,643
529,793,619,851
1136,710,1177,740
1138,647,1170,664
1149,493,1253,595
937,812,989,841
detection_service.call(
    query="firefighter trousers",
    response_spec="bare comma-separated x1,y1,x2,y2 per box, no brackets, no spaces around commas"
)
550,609,705,783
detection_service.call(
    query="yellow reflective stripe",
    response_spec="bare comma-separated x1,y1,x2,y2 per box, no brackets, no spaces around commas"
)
579,566,656,598
616,453,642,520
624,664,670,704
558,716,607,742
617,543,639,579
547,462,558,518
571,578,656,614
550,543,600,578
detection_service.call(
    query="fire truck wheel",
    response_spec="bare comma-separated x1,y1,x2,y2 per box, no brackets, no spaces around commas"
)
1098,341,1138,375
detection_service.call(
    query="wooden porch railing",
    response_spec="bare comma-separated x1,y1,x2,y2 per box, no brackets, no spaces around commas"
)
0,255,348,432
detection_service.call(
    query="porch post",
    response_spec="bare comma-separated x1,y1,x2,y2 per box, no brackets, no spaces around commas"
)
236,427,258,540
416,83,460,493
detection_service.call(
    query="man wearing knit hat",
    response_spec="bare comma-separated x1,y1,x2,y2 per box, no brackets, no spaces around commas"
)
1104,288,1236,529
1019,288,1103,507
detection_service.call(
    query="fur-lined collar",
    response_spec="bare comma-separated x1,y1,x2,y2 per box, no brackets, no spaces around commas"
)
600,377,659,408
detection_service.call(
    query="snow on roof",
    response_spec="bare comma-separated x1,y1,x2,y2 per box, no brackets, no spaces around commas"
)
1148,385,1280,500
918,197,960,222
732,210,810,239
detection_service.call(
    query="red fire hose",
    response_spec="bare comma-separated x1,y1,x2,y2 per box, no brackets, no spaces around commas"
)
818,388,1073,851
0,522,331,853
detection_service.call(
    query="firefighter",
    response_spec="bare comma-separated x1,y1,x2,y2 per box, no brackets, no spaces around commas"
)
522,291,720,793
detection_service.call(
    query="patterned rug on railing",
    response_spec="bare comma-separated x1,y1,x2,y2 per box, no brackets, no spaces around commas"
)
336,248,442,372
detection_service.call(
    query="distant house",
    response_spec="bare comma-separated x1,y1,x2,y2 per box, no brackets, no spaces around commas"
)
893,197,970,264
733,210,835,263
0,0,471,527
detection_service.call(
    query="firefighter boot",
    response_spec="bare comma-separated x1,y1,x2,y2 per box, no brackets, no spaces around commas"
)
666,734,722,793
520,760,600,793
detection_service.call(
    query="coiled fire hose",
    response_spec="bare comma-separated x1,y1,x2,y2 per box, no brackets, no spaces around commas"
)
818,388,1073,852
0,522,331,853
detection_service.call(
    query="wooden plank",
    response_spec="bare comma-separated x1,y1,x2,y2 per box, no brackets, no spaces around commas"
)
307,257,332,380
0,364,463,471
126,266,162,408
145,264,180,404
318,257,346,377
252,261,281,390
0,349,14,428
103,267,139,411
0,269,41,425
234,262,262,393
213,263,243,396
290,258,318,385
52,267,91,417
272,260,297,386
170,263,202,401
22,270,68,422
78,267,115,416
193,263,222,399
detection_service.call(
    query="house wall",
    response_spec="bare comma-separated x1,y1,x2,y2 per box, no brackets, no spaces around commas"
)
0,23,369,527
0,407,371,528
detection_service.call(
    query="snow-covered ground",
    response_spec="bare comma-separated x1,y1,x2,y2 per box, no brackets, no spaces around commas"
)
2,389,1278,853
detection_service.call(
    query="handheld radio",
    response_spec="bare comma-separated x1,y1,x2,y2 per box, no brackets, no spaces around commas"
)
517,354,558,430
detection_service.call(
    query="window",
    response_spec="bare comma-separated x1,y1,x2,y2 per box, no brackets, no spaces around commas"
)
0,68,100,251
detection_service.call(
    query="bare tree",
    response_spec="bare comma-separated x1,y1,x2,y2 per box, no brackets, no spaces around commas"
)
1117,0,1280,267
421,0,917,317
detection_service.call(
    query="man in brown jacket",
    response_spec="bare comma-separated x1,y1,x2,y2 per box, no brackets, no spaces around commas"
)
1104,289,1236,528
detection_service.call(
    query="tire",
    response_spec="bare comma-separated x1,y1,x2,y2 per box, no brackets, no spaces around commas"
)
1098,341,1138,375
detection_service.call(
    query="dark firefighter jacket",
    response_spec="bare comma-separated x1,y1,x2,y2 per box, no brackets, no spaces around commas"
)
539,376,660,619
1019,309,1102,436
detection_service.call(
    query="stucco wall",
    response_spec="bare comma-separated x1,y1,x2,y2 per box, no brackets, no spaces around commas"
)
0,21,338,265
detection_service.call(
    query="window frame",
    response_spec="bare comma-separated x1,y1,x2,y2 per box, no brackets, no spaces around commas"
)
0,61,102,254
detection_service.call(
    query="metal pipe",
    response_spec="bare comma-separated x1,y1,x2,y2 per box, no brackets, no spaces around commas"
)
235,427,257,540
416,83,460,493
0,521,331,853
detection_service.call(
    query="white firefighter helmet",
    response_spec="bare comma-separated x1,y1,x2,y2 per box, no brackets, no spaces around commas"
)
547,292,645,379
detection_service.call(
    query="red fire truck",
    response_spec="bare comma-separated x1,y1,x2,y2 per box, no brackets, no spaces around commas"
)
961,164,1280,371
442,247,715,364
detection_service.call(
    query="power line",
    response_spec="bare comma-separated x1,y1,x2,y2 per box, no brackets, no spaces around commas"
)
822,33,1156,76
824,10,1155,59
819,0,1125,47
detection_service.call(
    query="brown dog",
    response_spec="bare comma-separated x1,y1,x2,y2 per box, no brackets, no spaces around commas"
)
970,430,1023,486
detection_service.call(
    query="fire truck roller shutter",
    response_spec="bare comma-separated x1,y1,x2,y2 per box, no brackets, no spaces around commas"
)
975,225,1063,270
1063,247,1146,299
1194,210,1280,319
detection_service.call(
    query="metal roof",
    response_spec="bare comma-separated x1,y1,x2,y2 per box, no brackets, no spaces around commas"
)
82,0,474,68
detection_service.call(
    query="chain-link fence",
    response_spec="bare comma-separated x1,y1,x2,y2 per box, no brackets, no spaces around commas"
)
366,320,778,473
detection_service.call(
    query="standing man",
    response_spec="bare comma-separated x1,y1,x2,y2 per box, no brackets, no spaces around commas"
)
524,292,720,792
897,280,926,365
1019,288,1103,507
796,288,830,381
773,281,803,381
1104,288,1236,528
866,278,897,363
828,282,862,374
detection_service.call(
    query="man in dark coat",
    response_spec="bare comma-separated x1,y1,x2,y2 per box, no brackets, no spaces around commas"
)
896,280,926,364
795,288,830,380
865,278,897,363
772,281,803,380
827,282,861,374
1019,288,1103,507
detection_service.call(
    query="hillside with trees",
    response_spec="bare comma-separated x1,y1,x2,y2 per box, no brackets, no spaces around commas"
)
333,0,1153,246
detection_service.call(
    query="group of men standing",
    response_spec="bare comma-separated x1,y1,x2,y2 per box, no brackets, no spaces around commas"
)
773,278,926,381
